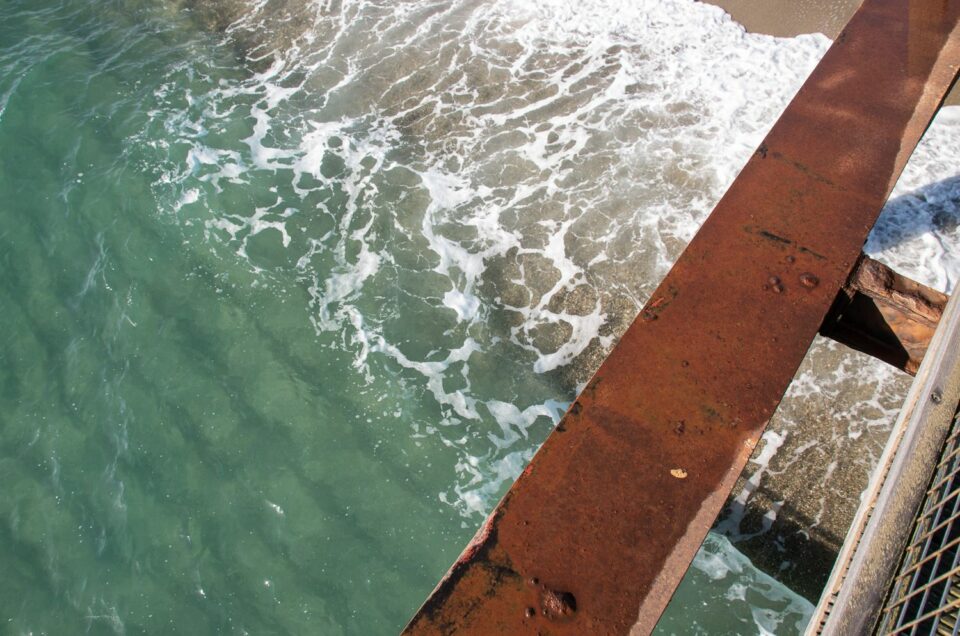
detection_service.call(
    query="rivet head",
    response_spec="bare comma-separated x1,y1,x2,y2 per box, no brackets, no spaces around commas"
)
799,273,819,288
932,390,943,404
540,589,577,621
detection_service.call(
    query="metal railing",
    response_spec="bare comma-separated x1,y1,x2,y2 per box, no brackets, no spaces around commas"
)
877,409,960,635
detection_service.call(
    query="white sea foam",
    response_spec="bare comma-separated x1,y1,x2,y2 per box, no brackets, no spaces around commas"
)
716,429,786,541
868,106,960,292
138,6,958,628
657,532,813,635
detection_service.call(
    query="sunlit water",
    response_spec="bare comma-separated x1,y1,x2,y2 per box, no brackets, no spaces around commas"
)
1,0,958,634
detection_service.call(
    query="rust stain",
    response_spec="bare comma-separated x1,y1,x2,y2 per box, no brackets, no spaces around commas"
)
743,225,828,260
820,254,949,375
404,1,960,634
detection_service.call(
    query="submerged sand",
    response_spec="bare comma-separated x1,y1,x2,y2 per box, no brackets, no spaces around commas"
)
704,0,861,38
704,0,959,104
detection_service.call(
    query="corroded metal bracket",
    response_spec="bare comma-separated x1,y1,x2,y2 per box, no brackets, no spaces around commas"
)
821,255,949,375
404,2,960,634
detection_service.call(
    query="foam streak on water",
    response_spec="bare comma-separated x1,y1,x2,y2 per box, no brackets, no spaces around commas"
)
0,0,957,633
149,0,959,515
146,0,833,511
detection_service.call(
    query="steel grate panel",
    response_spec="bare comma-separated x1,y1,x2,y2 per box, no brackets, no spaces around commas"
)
877,409,960,635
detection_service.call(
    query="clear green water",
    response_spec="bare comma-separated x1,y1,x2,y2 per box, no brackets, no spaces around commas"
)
0,0,820,633
0,3,478,632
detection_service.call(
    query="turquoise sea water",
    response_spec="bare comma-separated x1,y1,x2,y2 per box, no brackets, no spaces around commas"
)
9,0,957,633
0,3,483,632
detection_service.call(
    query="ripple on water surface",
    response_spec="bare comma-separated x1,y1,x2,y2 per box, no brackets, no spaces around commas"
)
0,0,958,634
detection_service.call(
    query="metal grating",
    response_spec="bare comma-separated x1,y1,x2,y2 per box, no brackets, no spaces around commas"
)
877,409,960,635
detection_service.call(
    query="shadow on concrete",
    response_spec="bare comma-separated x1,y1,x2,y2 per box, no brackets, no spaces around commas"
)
869,175,960,252
715,482,845,602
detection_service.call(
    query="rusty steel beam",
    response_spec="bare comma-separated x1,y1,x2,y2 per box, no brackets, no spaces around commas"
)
821,255,949,375
404,2,960,634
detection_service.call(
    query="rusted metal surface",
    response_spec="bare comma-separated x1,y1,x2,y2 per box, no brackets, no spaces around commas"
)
821,255,949,375
404,2,960,634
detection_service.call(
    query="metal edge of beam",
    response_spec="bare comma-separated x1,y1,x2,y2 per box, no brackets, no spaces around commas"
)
806,288,960,636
